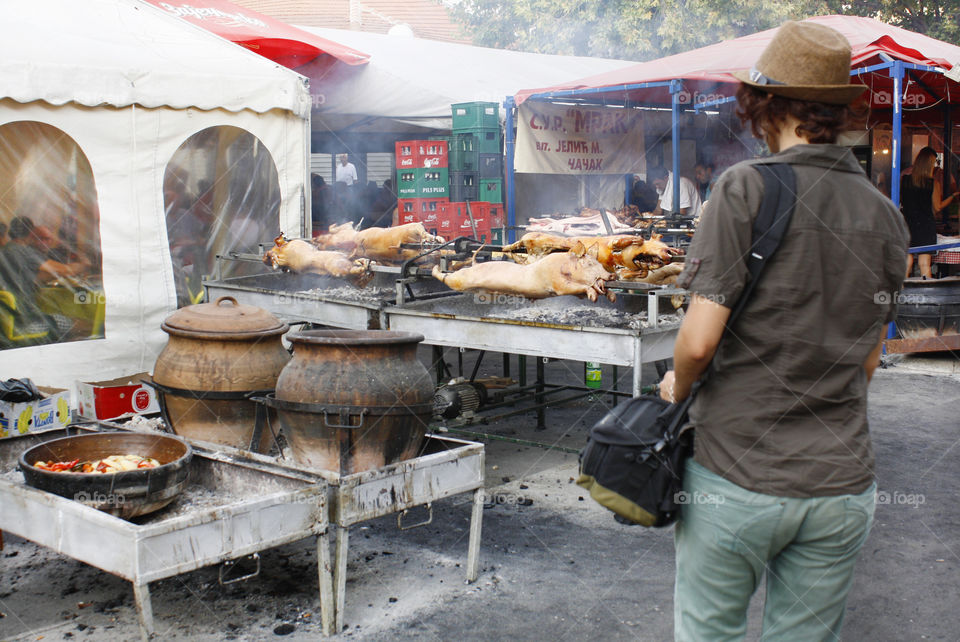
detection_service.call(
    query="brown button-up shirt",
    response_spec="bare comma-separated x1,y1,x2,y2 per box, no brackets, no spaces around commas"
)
676,144,908,497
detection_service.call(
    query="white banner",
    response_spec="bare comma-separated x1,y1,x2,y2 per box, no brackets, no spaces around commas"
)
515,102,645,175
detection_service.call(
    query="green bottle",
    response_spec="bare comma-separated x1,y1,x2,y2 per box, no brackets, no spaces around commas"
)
585,362,602,389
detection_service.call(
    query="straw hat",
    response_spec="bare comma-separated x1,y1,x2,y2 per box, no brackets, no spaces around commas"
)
732,21,867,105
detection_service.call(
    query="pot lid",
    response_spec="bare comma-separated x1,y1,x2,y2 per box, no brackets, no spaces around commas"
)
162,296,288,339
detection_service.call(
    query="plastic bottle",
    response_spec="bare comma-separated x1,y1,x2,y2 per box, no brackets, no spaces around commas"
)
584,362,602,389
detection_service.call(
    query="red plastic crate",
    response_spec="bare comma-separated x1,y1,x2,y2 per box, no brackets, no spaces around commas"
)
419,197,448,233
459,204,491,242
438,201,466,237
420,140,448,169
397,198,422,225
396,139,448,169
395,141,417,169
487,202,505,228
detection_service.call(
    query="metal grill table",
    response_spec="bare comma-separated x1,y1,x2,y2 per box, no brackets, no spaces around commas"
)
0,427,333,640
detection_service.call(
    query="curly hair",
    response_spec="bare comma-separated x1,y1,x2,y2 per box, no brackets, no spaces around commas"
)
735,84,867,145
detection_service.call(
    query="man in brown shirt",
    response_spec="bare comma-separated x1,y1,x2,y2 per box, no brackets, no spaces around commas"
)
658,21,908,641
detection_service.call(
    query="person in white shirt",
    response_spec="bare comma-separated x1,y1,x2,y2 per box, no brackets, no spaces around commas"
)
648,166,701,217
335,154,358,186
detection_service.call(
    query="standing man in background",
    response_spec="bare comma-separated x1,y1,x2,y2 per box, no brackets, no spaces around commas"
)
648,166,701,217
335,153,358,187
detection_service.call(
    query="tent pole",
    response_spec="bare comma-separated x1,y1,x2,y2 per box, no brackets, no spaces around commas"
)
504,96,517,243
670,80,683,213
943,106,953,220
890,61,904,207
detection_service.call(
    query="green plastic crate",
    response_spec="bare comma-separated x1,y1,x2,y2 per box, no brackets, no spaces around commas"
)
418,168,449,197
397,169,418,198
452,129,501,154
479,178,503,203
451,101,499,130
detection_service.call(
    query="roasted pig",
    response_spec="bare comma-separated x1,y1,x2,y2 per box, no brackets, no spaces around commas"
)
432,247,616,302
502,232,676,273
263,236,373,286
313,222,444,263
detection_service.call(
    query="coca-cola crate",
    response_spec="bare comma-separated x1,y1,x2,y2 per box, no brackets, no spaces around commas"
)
487,202,505,228
478,153,503,178
479,178,503,203
451,101,500,130
438,201,467,237
458,206,491,243
418,197,448,234
420,140,448,168
397,198,421,225
395,141,417,169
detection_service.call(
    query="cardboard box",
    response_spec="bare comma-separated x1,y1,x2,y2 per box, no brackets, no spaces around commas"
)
76,373,160,420
0,387,71,439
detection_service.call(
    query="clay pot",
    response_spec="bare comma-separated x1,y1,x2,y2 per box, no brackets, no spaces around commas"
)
274,329,434,474
153,296,289,452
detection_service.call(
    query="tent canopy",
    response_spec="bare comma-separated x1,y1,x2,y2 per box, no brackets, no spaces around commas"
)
516,16,960,110
293,27,637,132
143,0,370,69
1,0,311,117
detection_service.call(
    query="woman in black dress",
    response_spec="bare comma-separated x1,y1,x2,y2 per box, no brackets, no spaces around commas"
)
901,147,959,278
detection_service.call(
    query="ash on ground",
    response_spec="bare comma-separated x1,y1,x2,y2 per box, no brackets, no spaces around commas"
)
121,415,167,433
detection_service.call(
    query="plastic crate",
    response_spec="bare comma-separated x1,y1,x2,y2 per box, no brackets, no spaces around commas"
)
420,140,448,168
397,198,421,225
450,171,479,202
451,101,500,130
479,178,503,203
396,170,419,198
438,201,467,237
418,197,448,233
487,202,505,228
490,227,506,245
478,153,503,178
395,141,417,169
453,129,501,154
459,205,491,243
418,168,449,197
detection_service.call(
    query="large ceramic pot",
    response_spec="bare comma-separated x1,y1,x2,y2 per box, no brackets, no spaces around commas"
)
273,329,434,474
153,296,289,452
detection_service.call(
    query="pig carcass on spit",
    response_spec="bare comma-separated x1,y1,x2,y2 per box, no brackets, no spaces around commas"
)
502,232,676,275
312,222,444,263
431,246,616,302
263,236,373,287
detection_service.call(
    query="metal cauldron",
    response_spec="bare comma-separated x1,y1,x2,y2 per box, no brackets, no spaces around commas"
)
895,276,960,339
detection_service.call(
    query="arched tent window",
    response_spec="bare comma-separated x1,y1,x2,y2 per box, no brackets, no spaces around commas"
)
164,127,281,306
0,121,103,350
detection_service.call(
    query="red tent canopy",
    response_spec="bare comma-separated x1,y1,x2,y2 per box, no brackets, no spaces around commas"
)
145,0,369,69
516,16,960,111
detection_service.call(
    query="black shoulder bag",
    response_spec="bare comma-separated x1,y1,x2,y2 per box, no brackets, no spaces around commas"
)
577,163,797,527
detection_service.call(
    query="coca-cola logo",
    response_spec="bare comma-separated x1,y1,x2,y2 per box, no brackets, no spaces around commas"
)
157,3,268,28
133,389,152,412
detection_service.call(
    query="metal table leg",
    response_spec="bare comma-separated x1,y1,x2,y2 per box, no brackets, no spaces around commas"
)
132,582,154,642
466,486,484,582
334,526,349,634
317,532,335,636
632,336,643,397
535,357,545,430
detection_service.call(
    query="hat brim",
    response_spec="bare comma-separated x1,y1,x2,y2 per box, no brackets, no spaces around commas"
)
731,70,867,105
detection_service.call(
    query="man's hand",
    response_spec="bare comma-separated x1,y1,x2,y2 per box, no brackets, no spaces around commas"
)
671,294,731,400
659,370,677,403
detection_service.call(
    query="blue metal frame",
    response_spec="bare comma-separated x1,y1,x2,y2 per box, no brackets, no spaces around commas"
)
503,95,517,243
890,61,905,206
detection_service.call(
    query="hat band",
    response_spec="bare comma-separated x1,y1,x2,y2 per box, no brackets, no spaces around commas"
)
748,67,785,86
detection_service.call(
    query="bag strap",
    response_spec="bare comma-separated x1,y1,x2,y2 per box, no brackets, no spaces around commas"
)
673,163,797,419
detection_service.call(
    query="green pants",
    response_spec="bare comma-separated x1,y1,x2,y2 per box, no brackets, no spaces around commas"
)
674,459,875,641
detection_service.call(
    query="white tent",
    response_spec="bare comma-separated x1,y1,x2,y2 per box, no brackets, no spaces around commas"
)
295,27,636,133
0,0,310,389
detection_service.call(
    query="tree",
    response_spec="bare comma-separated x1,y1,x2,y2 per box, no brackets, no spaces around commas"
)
447,0,960,61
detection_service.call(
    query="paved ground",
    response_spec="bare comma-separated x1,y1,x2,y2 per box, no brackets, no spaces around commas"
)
1,353,958,641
